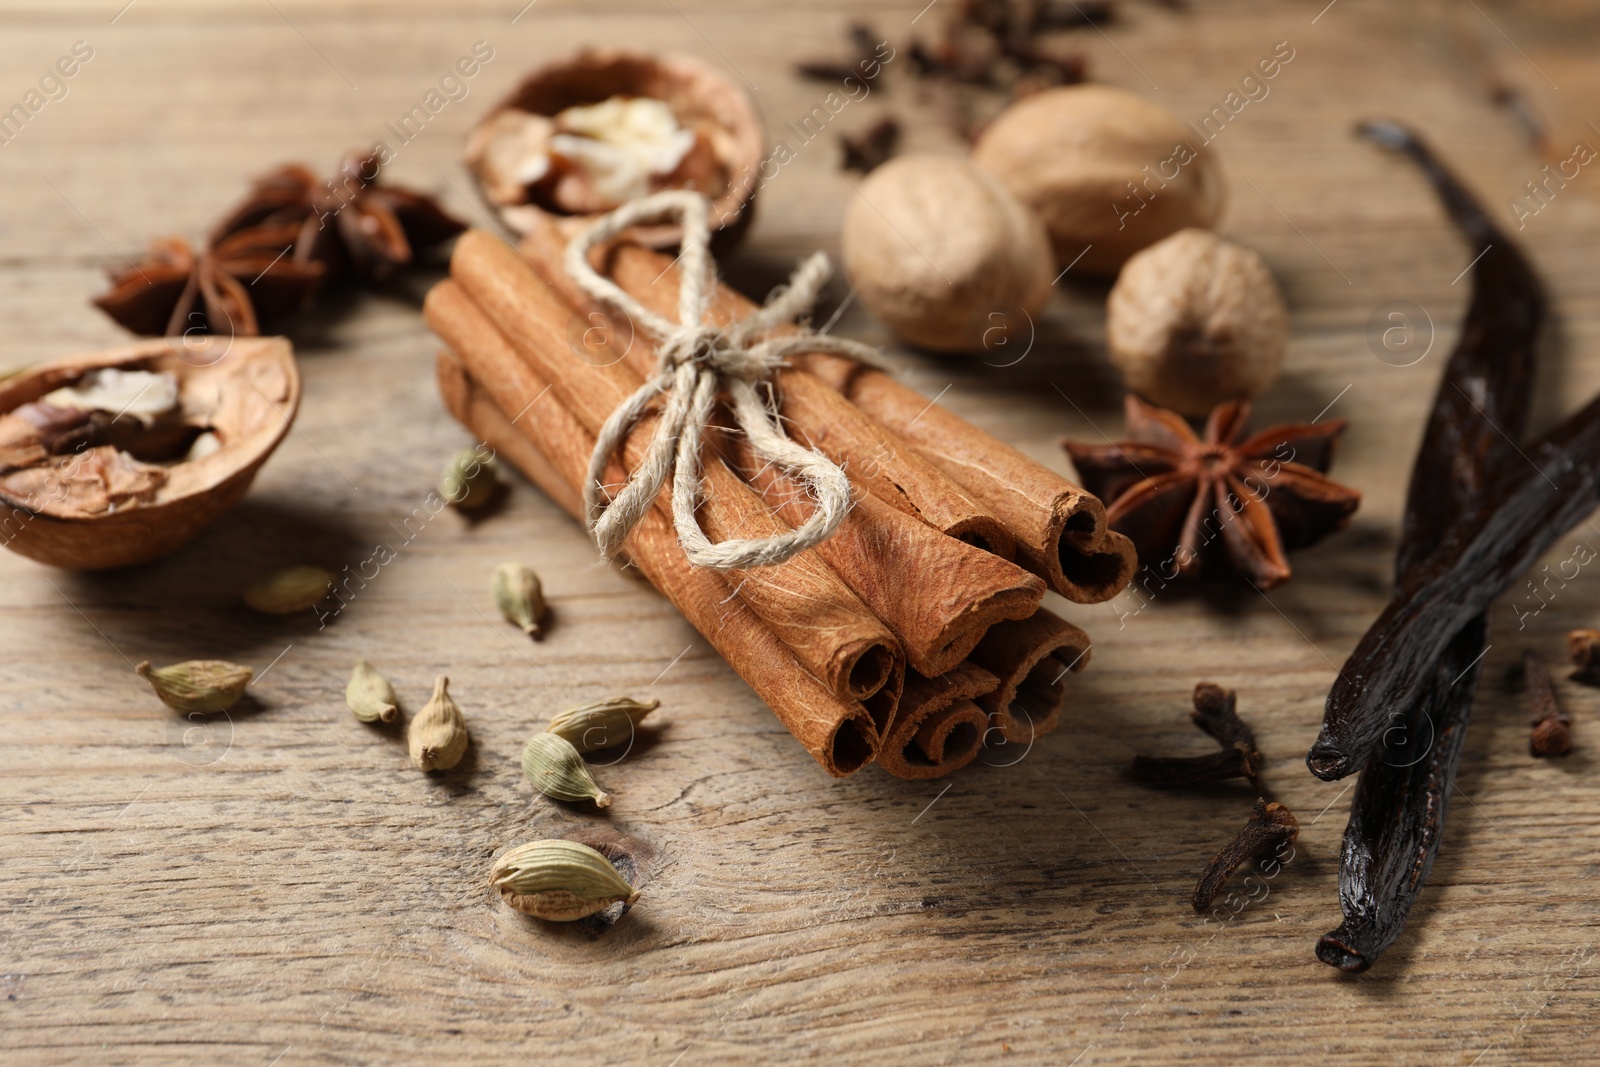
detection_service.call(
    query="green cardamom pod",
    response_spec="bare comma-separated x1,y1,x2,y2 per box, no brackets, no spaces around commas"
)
346,660,399,724
136,659,252,713
440,447,499,510
489,839,639,921
492,562,546,637
409,675,469,771
242,565,334,615
522,732,611,807
547,697,658,753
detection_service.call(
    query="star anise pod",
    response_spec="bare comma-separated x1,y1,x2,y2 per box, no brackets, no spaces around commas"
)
212,148,465,283
92,222,325,337
1063,396,1361,588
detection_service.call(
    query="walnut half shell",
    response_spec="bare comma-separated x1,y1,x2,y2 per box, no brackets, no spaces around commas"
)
465,47,766,249
0,336,299,569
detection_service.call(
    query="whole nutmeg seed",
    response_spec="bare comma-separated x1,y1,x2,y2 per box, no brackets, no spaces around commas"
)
1106,228,1288,417
840,153,1054,354
972,85,1225,276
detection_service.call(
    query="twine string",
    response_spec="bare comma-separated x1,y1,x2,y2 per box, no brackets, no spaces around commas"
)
567,190,886,569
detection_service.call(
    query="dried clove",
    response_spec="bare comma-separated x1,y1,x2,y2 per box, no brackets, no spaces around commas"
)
840,116,901,172
1568,628,1600,685
1525,650,1573,758
1030,0,1117,28
797,21,883,83
1130,682,1262,789
1192,798,1298,912
795,61,860,83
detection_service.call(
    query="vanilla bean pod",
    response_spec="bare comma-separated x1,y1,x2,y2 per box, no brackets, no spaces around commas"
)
1358,120,1543,584
1310,398,1600,780
1307,120,1567,782
1316,615,1485,973
1313,122,1541,972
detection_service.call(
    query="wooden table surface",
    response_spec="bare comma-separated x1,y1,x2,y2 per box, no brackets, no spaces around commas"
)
4,1,1599,1063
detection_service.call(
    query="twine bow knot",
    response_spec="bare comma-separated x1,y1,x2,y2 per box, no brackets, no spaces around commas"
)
568,190,887,570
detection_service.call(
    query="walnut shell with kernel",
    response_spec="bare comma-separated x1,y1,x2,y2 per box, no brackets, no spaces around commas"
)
465,47,765,250
0,336,299,569
841,153,1055,354
1106,228,1288,417
972,84,1225,276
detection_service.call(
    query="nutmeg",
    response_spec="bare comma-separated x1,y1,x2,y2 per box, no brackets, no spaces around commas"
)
840,153,1055,354
1105,228,1288,417
971,85,1225,276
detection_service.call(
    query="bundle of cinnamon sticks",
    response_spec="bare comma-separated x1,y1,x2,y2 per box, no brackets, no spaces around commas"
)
424,221,1134,779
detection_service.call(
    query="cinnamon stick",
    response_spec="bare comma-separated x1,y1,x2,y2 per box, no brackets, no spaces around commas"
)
803,359,1137,603
426,272,902,719
875,662,998,780
516,220,1015,557
435,343,880,776
525,224,1136,603
446,231,1044,678
968,610,1092,744
715,425,1044,676
437,347,583,519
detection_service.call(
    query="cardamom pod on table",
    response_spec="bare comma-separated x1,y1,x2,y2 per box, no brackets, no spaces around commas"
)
346,660,399,724
409,675,469,771
546,697,658,753
522,732,611,807
489,839,638,921
136,659,252,713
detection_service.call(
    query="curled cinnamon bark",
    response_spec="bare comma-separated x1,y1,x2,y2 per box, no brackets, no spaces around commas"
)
450,230,1046,679
517,216,1045,563
968,609,1091,743
537,219,1139,601
435,342,880,776
430,254,903,716
718,427,1045,677
876,663,998,780
519,220,1135,601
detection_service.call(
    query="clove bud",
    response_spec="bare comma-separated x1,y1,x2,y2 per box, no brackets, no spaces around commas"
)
1525,650,1573,758
1131,682,1262,789
1192,798,1299,912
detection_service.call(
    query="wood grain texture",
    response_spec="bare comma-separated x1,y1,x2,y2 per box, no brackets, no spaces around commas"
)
3,1,1599,1064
